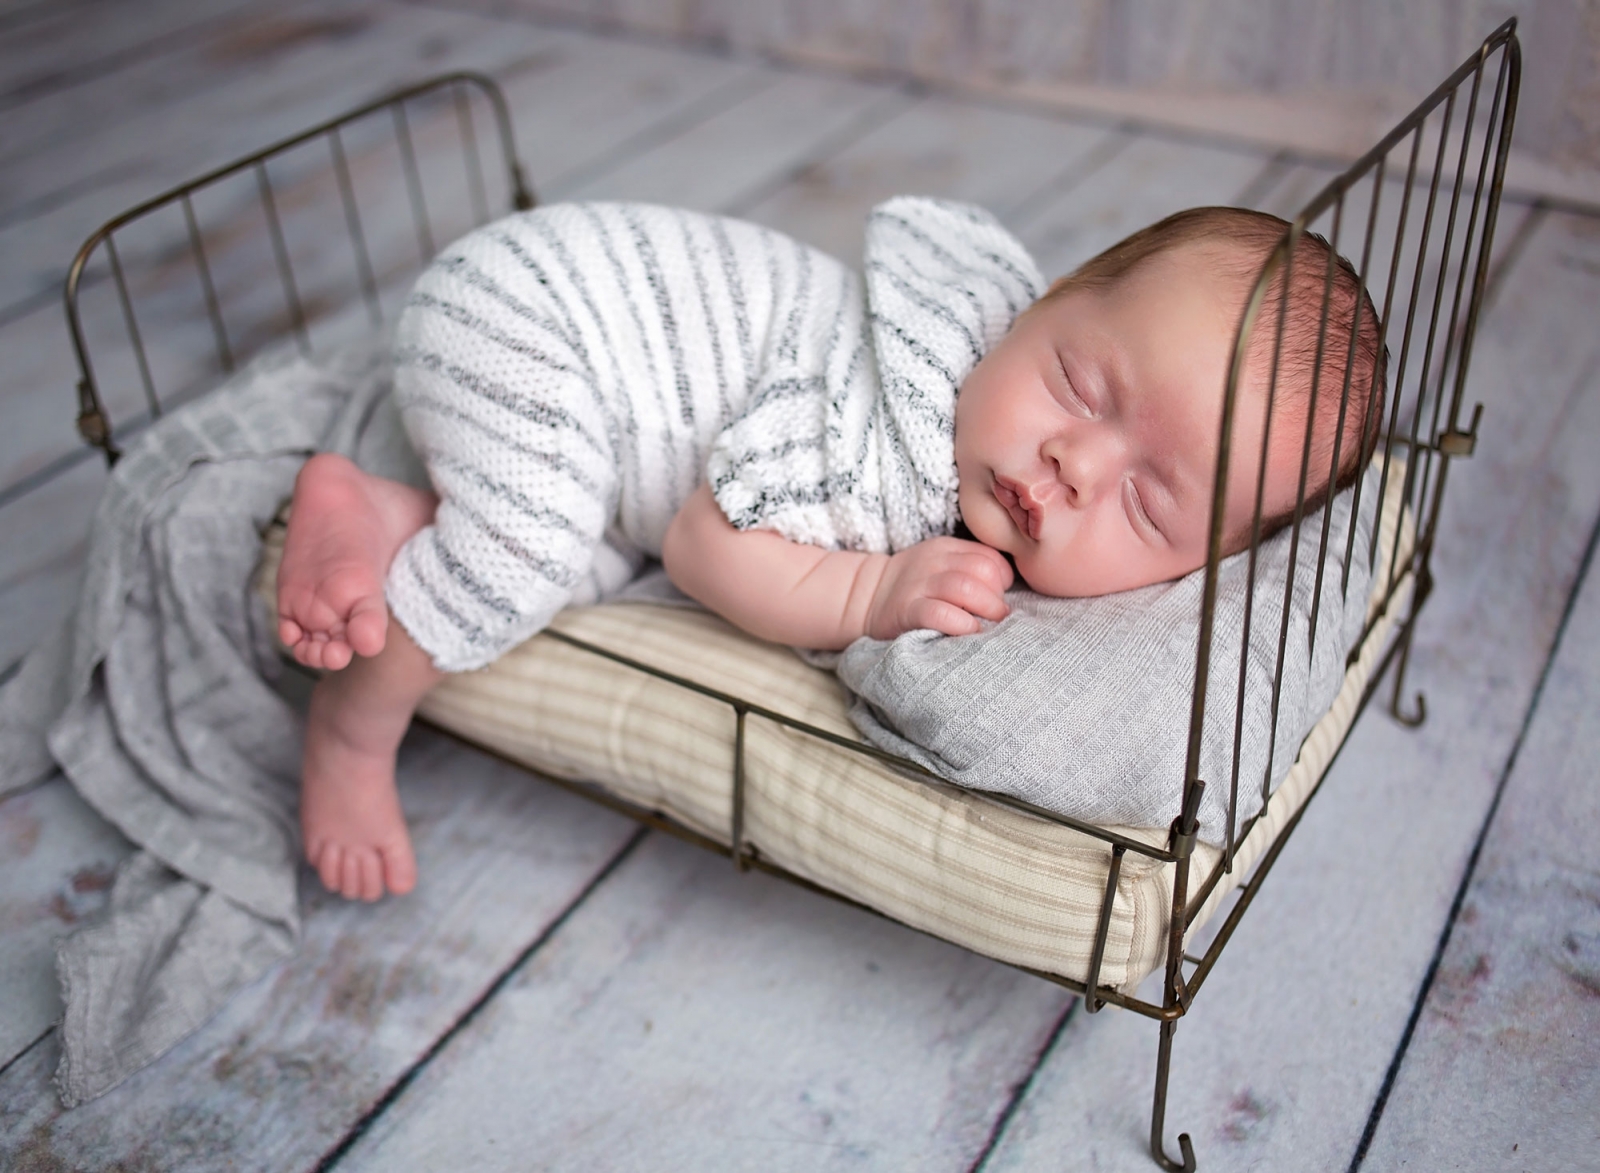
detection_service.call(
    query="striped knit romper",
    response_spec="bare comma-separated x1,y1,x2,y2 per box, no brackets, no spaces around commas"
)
386,200,1043,673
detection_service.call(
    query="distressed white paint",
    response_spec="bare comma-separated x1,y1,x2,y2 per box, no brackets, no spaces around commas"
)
0,779,131,1071
560,68,910,213
1013,132,1273,274
0,730,640,1171
1362,423,1600,1167
742,94,1119,259
338,832,1073,1172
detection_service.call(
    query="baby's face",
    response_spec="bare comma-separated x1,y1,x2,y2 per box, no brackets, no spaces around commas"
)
956,244,1292,598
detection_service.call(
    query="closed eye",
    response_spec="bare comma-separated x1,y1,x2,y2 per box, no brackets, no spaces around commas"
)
1124,480,1163,542
1056,356,1093,415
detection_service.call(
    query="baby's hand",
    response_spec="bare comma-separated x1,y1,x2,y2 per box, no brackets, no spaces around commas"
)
865,537,1014,640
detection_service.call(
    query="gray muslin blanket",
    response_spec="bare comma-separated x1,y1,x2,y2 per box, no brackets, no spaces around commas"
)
0,340,422,1106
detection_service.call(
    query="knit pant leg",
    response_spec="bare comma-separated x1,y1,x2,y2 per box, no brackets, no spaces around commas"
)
384,259,619,673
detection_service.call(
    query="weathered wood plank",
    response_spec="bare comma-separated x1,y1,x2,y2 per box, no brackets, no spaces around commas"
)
1013,131,1275,275
333,831,1072,1172
981,209,1600,1170
0,729,641,1171
0,0,562,318
0,778,130,1071
741,93,1121,260
0,0,259,113
560,66,911,214
1360,483,1600,1166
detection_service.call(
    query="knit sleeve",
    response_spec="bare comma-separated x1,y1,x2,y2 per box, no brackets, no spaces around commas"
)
707,196,1044,554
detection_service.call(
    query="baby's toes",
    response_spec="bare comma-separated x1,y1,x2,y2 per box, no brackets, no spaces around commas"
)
336,851,365,901
381,839,418,897
356,851,384,902
316,844,344,894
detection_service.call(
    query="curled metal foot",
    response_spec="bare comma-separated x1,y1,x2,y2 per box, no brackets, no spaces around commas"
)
1391,689,1427,727
1153,1131,1197,1172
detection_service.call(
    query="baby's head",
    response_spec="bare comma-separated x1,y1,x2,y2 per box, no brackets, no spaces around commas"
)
955,206,1386,598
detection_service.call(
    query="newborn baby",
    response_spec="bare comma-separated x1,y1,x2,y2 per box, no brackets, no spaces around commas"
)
275,198,1384,901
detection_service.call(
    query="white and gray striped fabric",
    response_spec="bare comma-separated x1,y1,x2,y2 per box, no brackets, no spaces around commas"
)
388,198,1043,671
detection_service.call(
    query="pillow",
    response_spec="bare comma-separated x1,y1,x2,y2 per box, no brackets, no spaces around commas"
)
836,464,1392,845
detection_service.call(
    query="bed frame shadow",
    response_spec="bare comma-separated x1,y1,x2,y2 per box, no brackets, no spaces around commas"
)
59,22,1520,1170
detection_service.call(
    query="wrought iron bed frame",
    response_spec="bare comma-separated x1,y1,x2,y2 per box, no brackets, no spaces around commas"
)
59,23,1520,1170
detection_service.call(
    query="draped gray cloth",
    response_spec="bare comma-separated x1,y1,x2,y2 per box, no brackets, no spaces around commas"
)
0,341,422,1106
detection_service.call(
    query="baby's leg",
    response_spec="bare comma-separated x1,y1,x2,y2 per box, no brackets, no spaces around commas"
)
276,453,437,671
300,617,441,900
277,452,440,899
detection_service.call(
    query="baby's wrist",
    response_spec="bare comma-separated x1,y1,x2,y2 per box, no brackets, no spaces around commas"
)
847,551,893,643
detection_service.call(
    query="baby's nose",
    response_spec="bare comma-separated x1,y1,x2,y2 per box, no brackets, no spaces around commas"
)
1045,429,1119,504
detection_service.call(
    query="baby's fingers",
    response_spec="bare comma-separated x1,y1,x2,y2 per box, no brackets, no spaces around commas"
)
933,570,1010,623
907,597,986,638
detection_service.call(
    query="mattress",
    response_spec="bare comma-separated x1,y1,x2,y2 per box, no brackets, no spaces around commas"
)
257,469,1411,995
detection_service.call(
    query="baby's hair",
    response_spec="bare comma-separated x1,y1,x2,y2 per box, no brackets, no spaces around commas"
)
1044,206,1388,551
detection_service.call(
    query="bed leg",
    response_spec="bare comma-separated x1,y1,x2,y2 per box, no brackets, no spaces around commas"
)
1150,1019,1197,1172
1387,587,1428,727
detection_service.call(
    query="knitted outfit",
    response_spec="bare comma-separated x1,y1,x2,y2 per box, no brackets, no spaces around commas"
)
388,198,1043,671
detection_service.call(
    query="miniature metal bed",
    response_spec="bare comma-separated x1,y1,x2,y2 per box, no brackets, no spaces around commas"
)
60,22,1520,1171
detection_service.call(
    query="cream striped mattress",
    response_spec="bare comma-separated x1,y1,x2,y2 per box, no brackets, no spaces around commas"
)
258,477,1410,996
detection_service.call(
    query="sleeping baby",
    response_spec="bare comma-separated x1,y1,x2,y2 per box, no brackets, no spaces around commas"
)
274,198,1385,901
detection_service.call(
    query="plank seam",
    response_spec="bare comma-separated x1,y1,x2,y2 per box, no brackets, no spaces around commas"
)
544,70,775,200
966,995,1079,1173
0,1,266,115
1004,128,1135,233
0,1025,54,1085
1346,484,1600,1171
312,823,651,1171
720,89,915,219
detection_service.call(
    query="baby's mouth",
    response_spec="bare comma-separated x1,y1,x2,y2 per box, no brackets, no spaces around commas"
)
993,476,1041,540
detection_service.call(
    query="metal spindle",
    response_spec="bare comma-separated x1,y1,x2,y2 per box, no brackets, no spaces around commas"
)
255,160,310,354
1305,194,1348,665
1341,161,1388,600
104,234,160,419
329,125,383,328
454,81,490,226
181,191,234,373
393,100,436,262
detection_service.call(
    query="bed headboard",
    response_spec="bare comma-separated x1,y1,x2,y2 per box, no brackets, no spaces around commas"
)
63,71,533,464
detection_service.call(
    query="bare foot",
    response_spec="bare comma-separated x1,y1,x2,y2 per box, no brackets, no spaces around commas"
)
301,674,419,901
277,453,437,671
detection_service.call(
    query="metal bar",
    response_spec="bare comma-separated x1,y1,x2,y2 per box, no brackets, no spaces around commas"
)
255,160,310,354
1341,158,1388,599
1304,193,1348,667
1409,75,1482,558
328,125,383,328
1388,91,1459,604
731,705,749,870
454,80,490,226
1150,1025,1197,1171
1261,232,1307,807
1368,125,1425,578
392,99,436,263
181,191,233,373
62,73,531,463
1082,845,1126,1013
104,234,160,420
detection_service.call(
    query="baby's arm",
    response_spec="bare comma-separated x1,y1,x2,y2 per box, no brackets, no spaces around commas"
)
662,485,1013,650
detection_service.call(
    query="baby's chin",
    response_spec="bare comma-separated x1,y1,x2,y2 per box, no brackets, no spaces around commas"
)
1016,555,1190,599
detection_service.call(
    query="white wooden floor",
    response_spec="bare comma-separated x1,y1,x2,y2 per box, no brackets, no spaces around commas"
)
3,2,1598,1169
